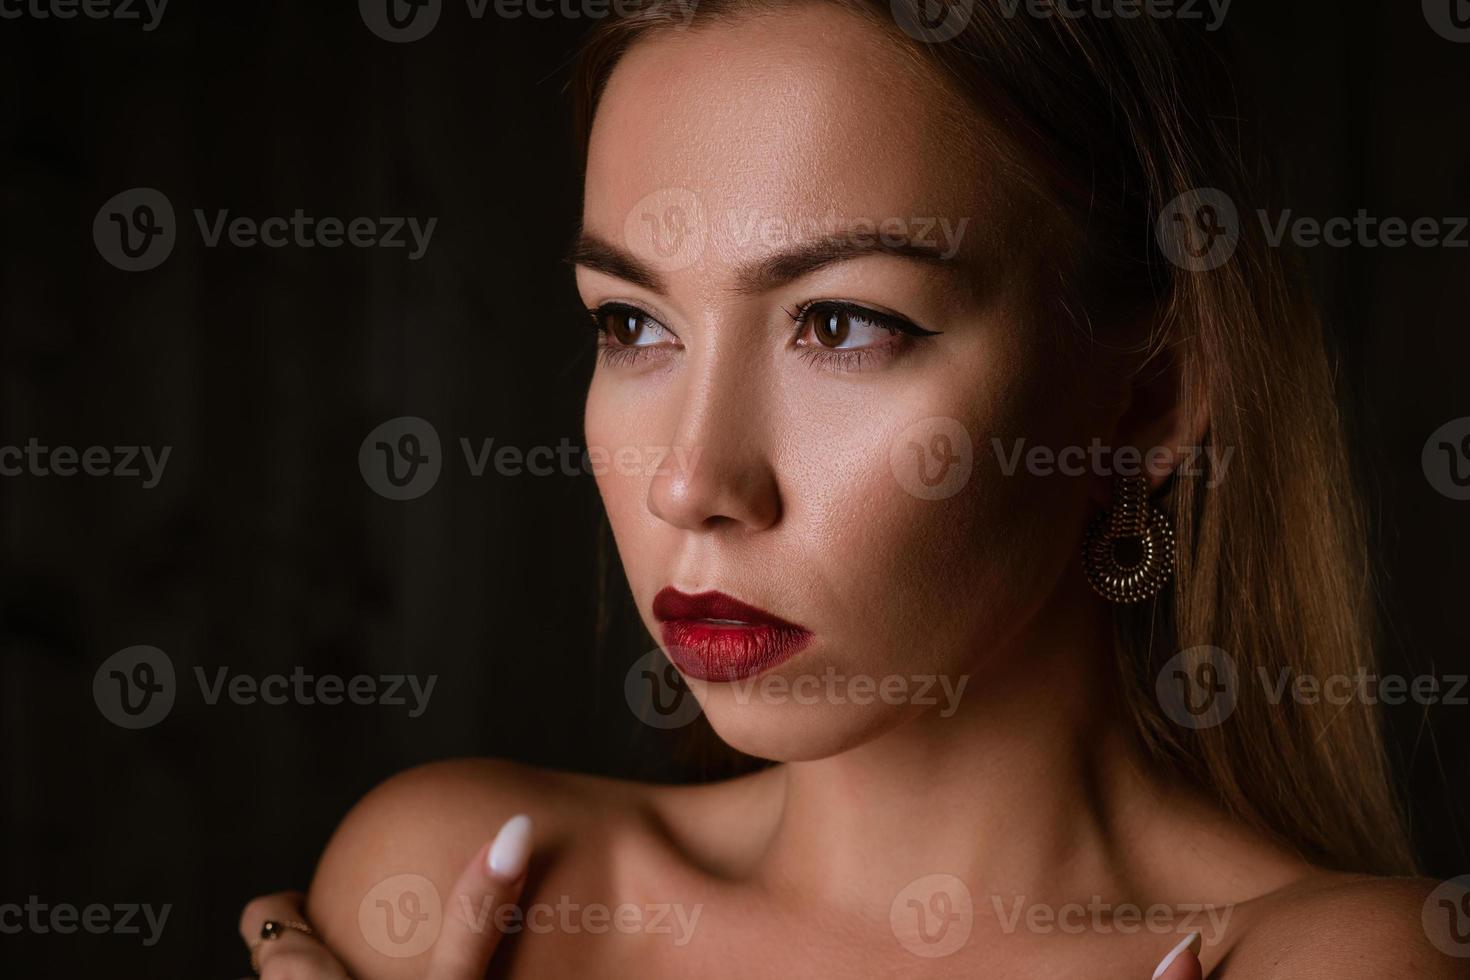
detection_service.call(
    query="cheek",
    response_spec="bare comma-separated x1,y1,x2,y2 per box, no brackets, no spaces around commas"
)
585,375,647,540
775,345,1089,673
584,373,680,594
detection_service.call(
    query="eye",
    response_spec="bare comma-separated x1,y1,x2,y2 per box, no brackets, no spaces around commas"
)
787,300,940,370
590,303,670,347
804,305,891,350
587,302,679,366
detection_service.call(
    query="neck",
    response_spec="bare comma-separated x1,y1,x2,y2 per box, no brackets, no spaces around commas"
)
754,571,1172,916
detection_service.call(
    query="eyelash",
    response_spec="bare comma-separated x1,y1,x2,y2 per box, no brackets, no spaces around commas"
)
585,299,937,371
783,300,937,372
586,302,672,368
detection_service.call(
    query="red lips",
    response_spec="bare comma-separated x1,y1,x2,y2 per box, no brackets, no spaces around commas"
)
652,587,813,682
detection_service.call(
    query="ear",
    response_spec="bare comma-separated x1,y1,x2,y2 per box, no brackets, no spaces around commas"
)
1092,338,1208,504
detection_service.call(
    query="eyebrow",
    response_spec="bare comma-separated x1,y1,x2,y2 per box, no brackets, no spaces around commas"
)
566,232,666,292
567,228,961,296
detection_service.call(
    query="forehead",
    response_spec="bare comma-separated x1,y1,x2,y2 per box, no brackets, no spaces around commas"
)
582,6,1012,259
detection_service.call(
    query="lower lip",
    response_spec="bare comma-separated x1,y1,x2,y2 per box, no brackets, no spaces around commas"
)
659,620,813,682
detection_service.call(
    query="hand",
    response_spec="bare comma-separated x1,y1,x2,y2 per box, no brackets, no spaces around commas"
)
1150,932,1203,980
239,814,534,980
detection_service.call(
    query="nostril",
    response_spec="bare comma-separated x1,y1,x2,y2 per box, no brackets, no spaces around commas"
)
645,451,782,534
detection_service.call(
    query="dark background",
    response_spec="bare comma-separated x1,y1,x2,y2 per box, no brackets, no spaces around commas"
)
1,1,1468,975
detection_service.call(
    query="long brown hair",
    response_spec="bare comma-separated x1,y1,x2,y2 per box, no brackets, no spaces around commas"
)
569,0,1416,875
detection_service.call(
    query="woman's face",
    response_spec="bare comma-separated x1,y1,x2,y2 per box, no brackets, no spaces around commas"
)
577,5,1122,760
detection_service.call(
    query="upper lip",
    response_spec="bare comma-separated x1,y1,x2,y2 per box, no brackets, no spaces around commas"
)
652,587,806,630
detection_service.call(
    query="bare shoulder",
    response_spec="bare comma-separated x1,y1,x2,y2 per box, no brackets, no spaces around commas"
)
1216,872,1469,979
303,757,658,978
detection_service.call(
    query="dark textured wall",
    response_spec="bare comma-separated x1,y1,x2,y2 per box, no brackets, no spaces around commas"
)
1,2,1467,975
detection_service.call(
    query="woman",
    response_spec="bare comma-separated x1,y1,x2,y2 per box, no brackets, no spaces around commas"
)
239,1,1463,976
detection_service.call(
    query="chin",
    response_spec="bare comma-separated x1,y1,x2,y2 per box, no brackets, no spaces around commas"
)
687,666,938,762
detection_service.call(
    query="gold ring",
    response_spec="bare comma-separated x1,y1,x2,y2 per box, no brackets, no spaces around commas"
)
250,918,314,974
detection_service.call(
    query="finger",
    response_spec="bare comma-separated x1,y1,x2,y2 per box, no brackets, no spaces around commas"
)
427,814,533,980
239,890,348,979
1151,931,1203,980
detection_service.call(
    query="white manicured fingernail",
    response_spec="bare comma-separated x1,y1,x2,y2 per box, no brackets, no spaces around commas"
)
487,814,533,881
1151,932,1201,979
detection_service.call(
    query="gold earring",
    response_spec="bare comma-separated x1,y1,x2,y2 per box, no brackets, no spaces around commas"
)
1083,474,1176,603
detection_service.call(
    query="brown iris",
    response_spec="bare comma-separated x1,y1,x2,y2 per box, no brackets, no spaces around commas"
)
812,307,852,348
604,309,645,346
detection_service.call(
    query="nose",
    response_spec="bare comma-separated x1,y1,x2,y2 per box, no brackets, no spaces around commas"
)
646,370,782,534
